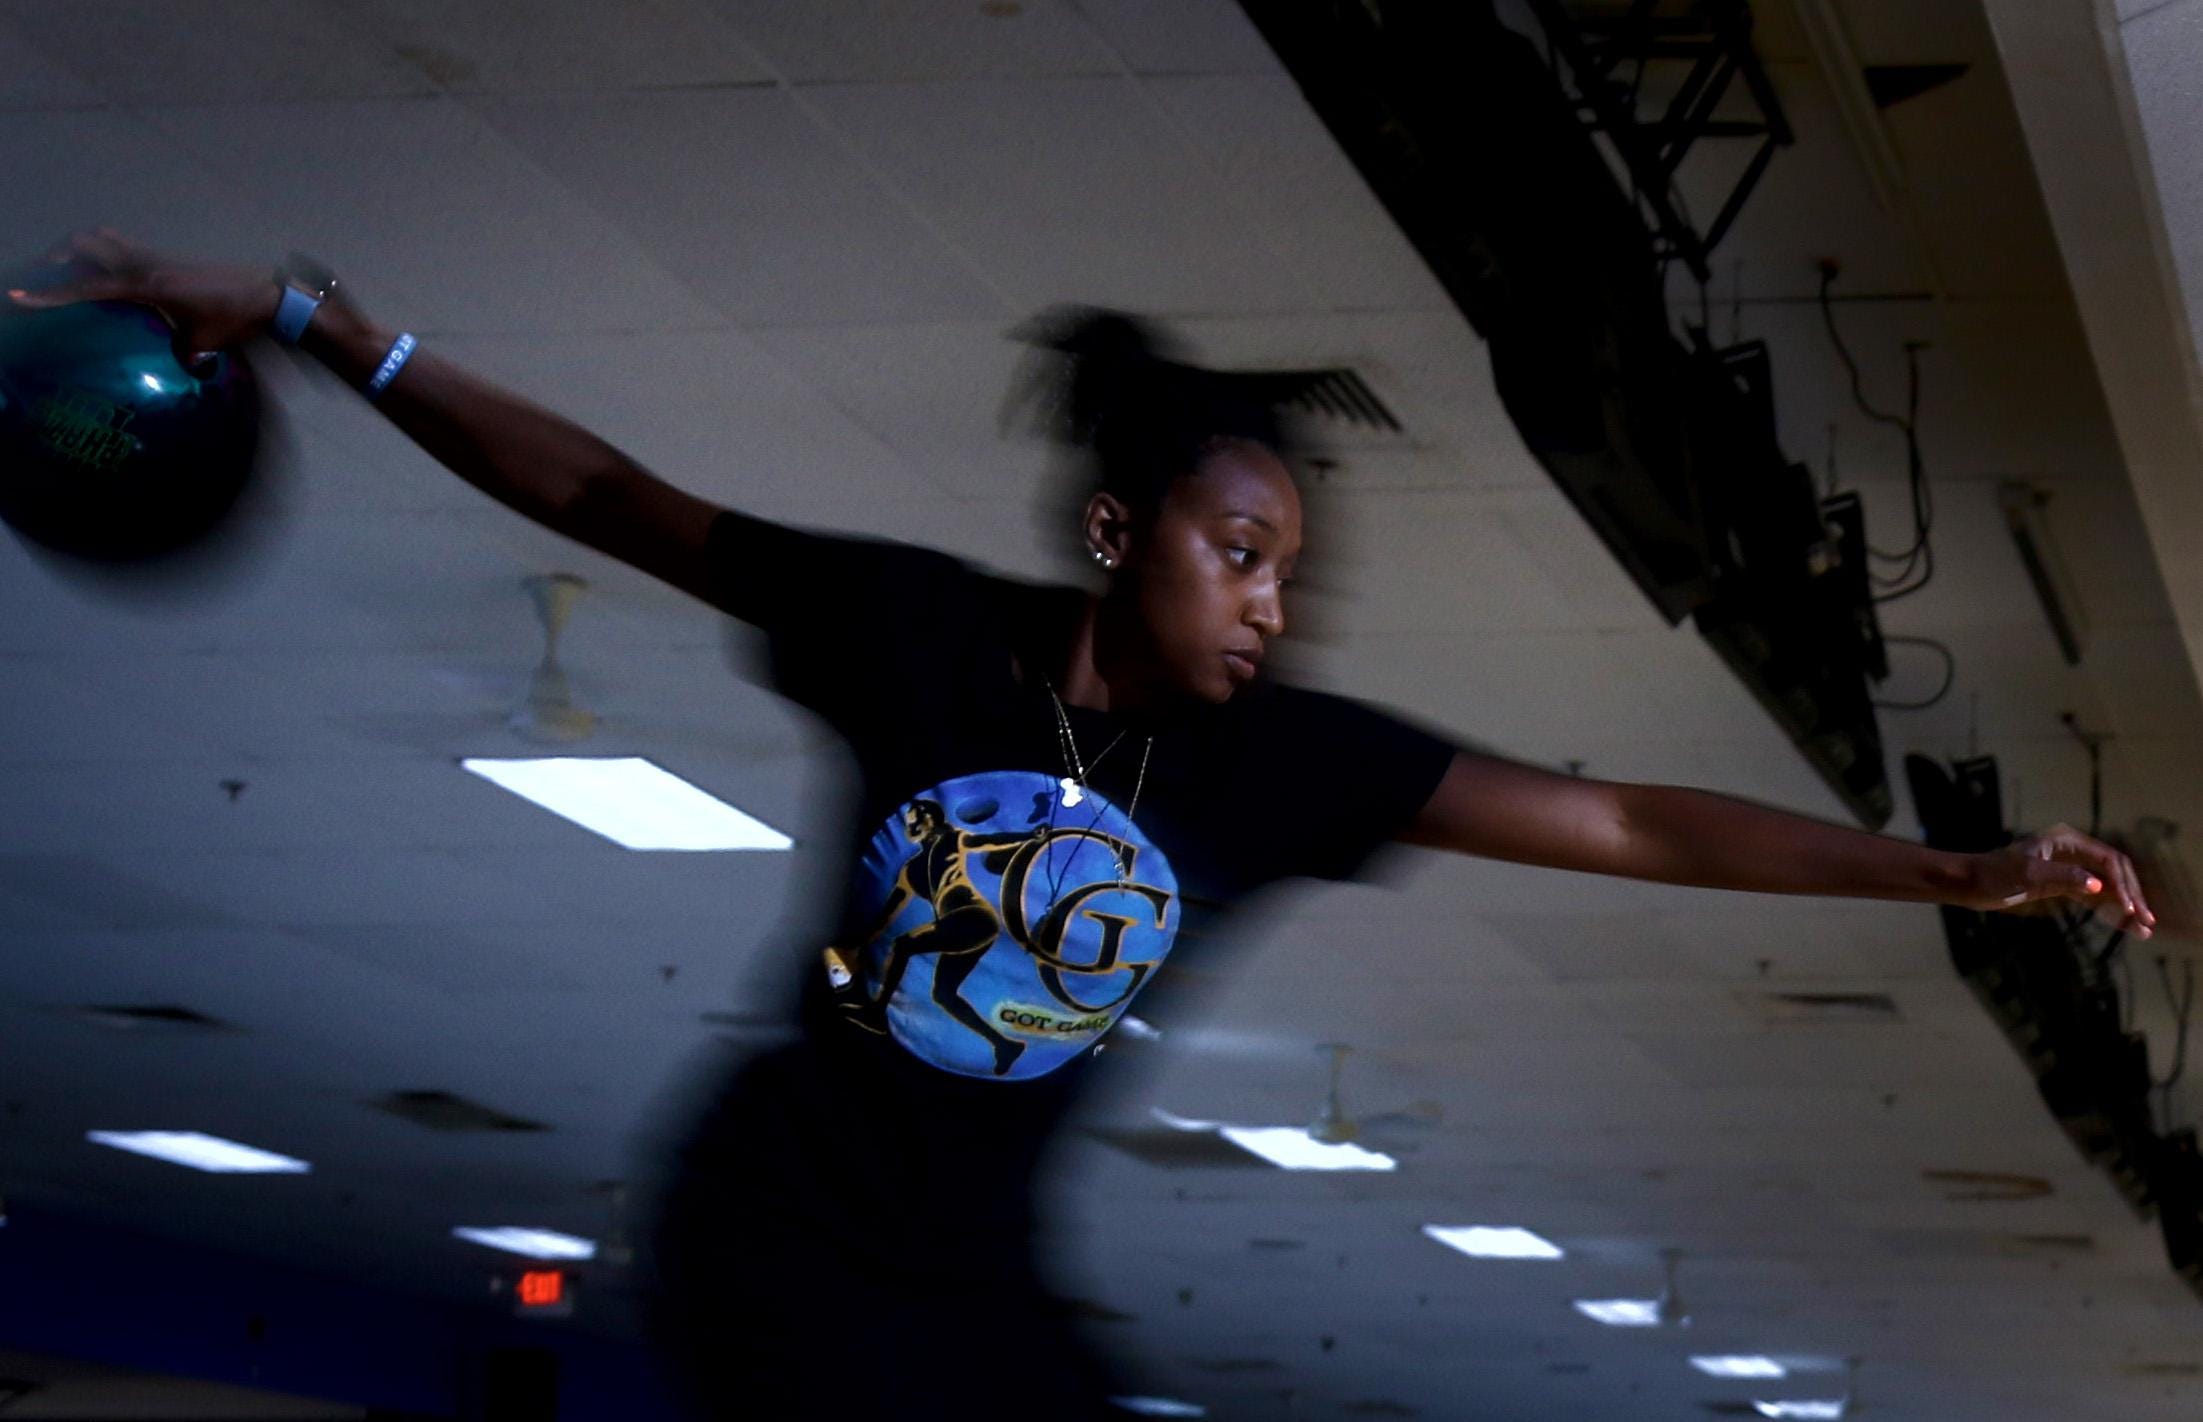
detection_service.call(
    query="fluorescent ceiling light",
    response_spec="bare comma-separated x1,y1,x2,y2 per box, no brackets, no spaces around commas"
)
1574,1298,1661,1326
1998,481,2090,666
1219,1126,1396,1172
1422,1225,1565,1260
1693,1357,1789,1379
1147,1109,1394,1171
1111,1398,1208,1418
462,757,792,851
87,1130,310,1174
452,1226,598,1261
1755,1403,1845,1420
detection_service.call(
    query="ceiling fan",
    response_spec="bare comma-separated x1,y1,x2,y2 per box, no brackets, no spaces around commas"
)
414,572,603,743
1306,1042,1442,1148
507,572,598,744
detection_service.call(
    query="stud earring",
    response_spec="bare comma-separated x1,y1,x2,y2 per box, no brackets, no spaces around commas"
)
1091,548,1117,571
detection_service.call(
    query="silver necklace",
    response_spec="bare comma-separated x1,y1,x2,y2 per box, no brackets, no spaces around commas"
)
1043,682,1155,887
1044,682,1132,804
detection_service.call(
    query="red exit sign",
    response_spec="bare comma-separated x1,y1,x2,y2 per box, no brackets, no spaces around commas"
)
515,1270,572,1317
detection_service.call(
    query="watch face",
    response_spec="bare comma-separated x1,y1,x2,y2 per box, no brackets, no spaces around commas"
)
283,251,336,298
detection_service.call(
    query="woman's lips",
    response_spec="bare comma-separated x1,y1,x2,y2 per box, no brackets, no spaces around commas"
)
1223,650,1260,681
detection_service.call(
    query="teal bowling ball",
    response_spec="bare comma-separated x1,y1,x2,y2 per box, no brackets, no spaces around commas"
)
0,258,260,562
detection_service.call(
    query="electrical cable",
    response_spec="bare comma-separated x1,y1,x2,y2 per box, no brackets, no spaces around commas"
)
1871,635,1955,710
2153,955,2195,1132
1870,344,1936,602
1817,267,1937,602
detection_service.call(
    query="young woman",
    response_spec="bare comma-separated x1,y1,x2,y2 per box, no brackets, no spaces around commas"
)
13,232,2156,1420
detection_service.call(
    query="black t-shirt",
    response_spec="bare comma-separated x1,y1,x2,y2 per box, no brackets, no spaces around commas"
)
706,510,1455,1086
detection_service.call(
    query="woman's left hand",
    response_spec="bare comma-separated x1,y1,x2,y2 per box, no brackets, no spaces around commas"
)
1961,822,2157,938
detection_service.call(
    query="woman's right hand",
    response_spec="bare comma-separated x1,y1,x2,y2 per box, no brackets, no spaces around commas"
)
6,228,281,355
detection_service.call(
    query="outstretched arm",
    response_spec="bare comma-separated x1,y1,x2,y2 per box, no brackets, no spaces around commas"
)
1399,749,2156,936
298,295,728,606
11,230,728,607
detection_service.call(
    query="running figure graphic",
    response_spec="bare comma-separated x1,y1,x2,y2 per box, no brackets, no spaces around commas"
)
859,798,1037,1076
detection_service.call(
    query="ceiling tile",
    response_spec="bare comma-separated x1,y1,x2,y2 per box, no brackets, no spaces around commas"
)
1076,0,1282,75
344,0,769,94
0,107,278,270
1315,490,1584,634
1143,73,1450,311
0,0,429,105
0,13,105,108
707,0,1114,82
137,96,704,335
746,318,1033,499
807,74,1316,315
470,87,1005,326
437,327,951,509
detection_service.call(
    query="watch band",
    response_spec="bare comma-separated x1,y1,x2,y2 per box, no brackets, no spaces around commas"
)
271,251,338,347
272,284,321,345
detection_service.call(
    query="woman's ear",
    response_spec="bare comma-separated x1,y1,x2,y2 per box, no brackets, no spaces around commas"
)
1082,490,1136,571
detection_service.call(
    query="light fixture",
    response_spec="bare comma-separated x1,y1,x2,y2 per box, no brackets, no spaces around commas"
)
1998,481,2088,665
461,757,793,851
1657,1246,1691,1326
1421,1225,1565,1260
1576,1247,1690,1328
1755,1356,1859,1419
86,1130,310,1175
1692,1356,1788,1379
509,573,599,745
1574,1298,1661,1327
452,1226,598,1261
1110,1398,1207,1418
1146,1108,1396,1171
1218,1126,1396,1172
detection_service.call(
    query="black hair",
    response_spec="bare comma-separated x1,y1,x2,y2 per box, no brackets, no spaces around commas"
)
1011,306,1302,516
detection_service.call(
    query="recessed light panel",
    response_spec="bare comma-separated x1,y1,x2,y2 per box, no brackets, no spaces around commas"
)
461,757,793,851
1218,1126,1397,1172
452,1226,598,1261
1421,1225,1565,1260
87,1130,309,1174
1754,1402,1844,1420
1573,1298,1661,1326
1110,1398,1207,1418
1693,1356,1788,1379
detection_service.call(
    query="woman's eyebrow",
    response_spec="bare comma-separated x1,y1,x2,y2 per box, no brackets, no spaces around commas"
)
1220,510,1278,532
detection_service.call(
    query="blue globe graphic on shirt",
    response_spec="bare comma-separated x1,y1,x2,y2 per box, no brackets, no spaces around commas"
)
850,769,1179,1079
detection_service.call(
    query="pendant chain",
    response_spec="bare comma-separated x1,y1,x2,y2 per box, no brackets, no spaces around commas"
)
1043,681,1155,888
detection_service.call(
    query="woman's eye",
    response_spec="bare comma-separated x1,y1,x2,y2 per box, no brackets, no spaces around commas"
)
1228,546,1258,568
